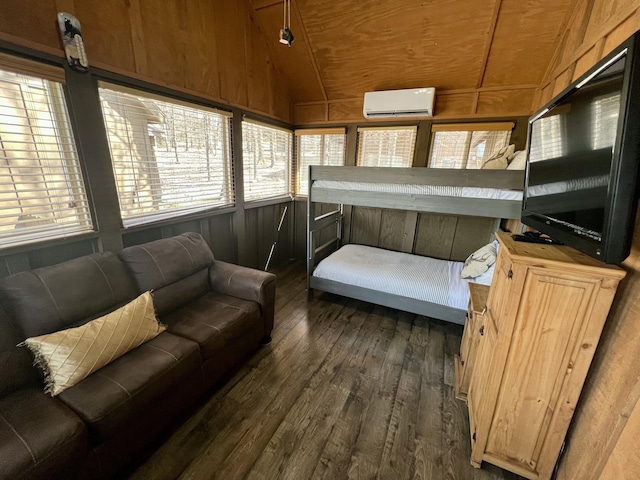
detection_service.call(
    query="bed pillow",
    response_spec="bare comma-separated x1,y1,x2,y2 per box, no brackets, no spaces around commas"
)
482,144,515,170
507,150,527,170
461,242,498,279
20,291,165,396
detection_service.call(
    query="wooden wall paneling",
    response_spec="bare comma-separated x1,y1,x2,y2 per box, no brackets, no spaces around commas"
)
349,207,382,247
294,103,327,124
482,0,572,87
602,8,640,55
183,0,221,99
433,93,476,117
1,253,30,276
122,229,163,248
377,210,415,253
54,0,76,14
72,0,137,73
344,125,358,166
258,205,275,270
0,1,61,53
273,202,293,265
207,214,236,263
125,0,148,74
270,65,293,123
294,198,307,259
316,203,339,246
509,116,531,151
583,0,638,47
552,0,594,83
243,207,260,269
328,99,363,123
412,120,432,167
246,15,272,115
250,2,325,105
556,211,640,480
449,217,500,261
476,89,537,116
552,67,576,97
598,395,640,480
212,1,249,107
26,239,97,270
572,41,605,81
138,1,187,89
537,82,556,110
413,213,458,260
297,0,493,98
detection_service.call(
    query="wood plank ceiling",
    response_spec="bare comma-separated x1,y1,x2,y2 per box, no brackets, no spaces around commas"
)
250,0,575,124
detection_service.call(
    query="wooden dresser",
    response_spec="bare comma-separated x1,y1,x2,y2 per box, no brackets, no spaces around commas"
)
460,232,626,480
455,281,489,401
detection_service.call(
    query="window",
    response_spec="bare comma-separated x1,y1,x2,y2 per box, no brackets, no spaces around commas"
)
0,58,93,247
357,126,417,167
242,119,292,202
592,93,620,150
529,115,563,162
295,128,346,195
429,123,513,169
98,82,234,227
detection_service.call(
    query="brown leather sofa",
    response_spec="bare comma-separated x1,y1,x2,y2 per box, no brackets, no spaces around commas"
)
0,232,276,480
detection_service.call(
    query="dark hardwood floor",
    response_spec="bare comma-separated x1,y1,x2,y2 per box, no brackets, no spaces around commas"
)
128,261,521,480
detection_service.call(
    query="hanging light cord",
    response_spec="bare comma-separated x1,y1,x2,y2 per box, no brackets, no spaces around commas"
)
283,0,290,28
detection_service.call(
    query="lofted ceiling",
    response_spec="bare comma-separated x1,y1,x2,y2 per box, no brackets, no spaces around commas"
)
249,0,575,122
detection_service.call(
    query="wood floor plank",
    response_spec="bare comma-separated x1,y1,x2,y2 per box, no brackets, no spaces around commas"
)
127,261,524,480
345,309,411,479
242,301,371,480
413,320,446,480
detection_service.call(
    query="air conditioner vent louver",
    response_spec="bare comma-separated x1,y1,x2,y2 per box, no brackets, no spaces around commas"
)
363,88,435,119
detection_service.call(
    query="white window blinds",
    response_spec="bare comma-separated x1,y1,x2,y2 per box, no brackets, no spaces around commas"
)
529,115,563,162
242,119,292,202
357,126,417,167
429,123,513,169
98,82,234,227
0,65,93,247
592,93,621,150
295,128,346,195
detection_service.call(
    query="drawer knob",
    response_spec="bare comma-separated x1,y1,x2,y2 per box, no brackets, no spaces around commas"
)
479,325,485,336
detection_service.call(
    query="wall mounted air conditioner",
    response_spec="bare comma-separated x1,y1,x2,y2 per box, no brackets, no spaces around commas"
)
363,87,435,118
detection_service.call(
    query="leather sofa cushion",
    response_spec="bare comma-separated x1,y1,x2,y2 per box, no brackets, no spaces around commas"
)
57,332,202,444
0,308,38,398
162,292,262,360
119,232,214,293
149,269,210,317
0,252,138,338
23,292,165,396
0,388,88,480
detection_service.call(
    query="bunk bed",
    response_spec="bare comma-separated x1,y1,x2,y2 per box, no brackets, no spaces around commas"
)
307,166,525,324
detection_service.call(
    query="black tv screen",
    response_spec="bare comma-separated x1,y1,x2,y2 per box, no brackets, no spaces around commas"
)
522,31,640,264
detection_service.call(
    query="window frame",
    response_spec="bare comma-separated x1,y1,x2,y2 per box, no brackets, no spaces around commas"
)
241,118,293,204
356,125,418,168
295,127,346,197
428,122,515,169
97,81,236,228
0,55,96,248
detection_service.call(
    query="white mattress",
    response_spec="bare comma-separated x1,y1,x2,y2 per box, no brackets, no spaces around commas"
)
312,180,522,201
312,244,495,310
527,174,608,197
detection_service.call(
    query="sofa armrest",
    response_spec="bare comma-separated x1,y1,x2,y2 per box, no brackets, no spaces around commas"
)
208,261,277,339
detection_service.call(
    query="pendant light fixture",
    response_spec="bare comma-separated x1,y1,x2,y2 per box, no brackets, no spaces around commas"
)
279,0,294,47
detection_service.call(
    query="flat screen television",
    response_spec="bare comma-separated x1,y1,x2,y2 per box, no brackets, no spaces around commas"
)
522,31,640,264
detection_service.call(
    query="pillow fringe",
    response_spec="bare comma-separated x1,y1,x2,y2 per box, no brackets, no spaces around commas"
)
17,340,56,396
